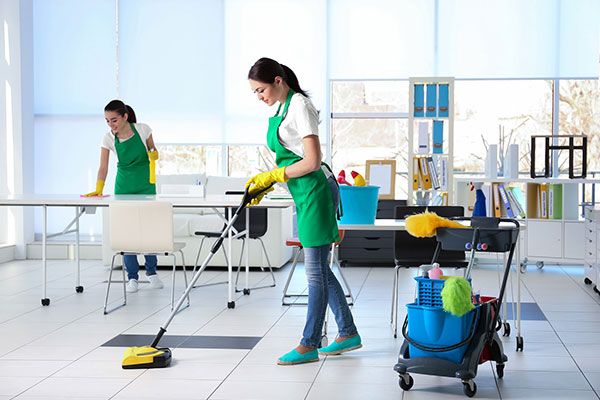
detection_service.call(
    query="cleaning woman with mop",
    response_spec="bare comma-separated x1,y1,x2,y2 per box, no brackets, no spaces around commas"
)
246,57,361,365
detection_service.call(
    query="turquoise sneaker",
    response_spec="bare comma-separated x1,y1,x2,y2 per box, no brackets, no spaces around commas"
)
318,335,362,355
277,348,319,365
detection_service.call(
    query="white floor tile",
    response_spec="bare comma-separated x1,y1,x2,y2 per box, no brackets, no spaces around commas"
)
210,380,312,400
227,363,320,383
113,377,221,399
0,376,45,396
499,388,598,400
17,376,131,398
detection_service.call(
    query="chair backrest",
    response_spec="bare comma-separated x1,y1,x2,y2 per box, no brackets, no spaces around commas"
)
232,208,268,239
394,206,466,265
109,201,174,253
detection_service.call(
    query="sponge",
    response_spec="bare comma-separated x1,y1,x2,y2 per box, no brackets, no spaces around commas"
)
441,276,474,317
405,211,467,238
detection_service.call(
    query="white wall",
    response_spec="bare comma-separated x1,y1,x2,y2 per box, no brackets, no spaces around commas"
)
0,0,33,257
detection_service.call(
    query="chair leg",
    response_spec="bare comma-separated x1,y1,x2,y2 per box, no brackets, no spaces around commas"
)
282,246,304,305
232,238,277,293
258,237,276,287
391,264,401,338
332,247,354,306
179,250,190,307
192,236,228,288
104,253,127,315
234,238,246,292
171,254,176,310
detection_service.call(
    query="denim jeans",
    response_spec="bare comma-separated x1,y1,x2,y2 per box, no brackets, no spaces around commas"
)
300,176,358,348
124,255,158,280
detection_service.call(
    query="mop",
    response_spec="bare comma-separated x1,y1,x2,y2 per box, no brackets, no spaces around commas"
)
122,184,274,369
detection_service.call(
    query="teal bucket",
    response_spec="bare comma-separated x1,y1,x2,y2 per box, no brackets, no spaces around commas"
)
339,186,380,224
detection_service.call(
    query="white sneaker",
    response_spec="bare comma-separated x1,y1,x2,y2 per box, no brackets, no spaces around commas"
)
126,279,139,293
148,274,164,289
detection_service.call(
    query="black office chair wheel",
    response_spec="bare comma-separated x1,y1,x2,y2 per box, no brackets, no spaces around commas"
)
243,288,251,295
594,286,600,294
227,301,235,309
463,381,477,397
502,322,511,337
75,286,84,293
399,374,414,391
584,277,593,285
41,298,50,306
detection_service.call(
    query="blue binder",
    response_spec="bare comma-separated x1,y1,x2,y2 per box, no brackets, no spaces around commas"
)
432,120,444,154
414,84,424,117
425,84,437,117
438,84,449,117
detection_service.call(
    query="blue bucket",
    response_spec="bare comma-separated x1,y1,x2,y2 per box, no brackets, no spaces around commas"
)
339,185,380,224
406,303,479,364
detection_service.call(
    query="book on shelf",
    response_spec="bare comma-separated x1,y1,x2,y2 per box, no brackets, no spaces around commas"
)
549,183,563,219
425,84,437,117
438,84,449,117
417,157,432,190
412,157,420,190
498,184,515,218
539,183,549,219
426,157,441,190
432,120,444,154
506,187,526,218
414,84,424,117
492,183,502,217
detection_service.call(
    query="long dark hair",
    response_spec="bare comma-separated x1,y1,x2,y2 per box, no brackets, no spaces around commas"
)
104,99,137,123
248,57,309,98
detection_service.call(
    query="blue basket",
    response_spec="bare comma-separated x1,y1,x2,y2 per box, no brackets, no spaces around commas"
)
415,276,445,307
405,303,479,364
339,186,380,225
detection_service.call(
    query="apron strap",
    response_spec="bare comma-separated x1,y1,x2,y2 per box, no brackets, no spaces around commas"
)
321,162,343,221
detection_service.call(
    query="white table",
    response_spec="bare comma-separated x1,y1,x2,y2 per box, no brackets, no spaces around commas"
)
338,218,525,350
0,194,293,308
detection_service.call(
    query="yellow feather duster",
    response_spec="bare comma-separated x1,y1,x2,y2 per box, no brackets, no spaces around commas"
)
405,211,467,238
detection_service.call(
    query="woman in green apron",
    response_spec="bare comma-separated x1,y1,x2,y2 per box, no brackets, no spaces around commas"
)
84,100,164,294
247,58,361,365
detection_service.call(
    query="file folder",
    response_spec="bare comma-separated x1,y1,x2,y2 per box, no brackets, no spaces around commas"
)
498,184,515,218
412,157,420,190
425,84,437,117
426,157,441,189
414,84,424,117
418,157,432,189
432,120,444,154
438,84,449,117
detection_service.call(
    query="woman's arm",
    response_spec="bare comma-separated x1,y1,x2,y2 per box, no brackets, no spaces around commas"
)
146,135,157,152
97,148,110,181
283,135,322,179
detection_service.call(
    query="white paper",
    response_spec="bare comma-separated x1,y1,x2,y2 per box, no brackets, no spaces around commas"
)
369,164,392,195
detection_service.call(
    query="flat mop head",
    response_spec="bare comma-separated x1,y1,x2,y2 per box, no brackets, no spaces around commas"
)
122,346,172,369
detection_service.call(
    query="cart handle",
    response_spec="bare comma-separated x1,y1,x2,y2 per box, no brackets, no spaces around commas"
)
449,216,521,230
401,306,481,354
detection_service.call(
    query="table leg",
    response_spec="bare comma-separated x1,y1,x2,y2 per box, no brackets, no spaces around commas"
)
245,207,250,293
75,207,83,293
227,207,235,309
516,235,523,351
41,205,50,306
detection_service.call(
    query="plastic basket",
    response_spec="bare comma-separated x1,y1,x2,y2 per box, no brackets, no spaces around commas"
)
405,303,479,364
339,186,380,225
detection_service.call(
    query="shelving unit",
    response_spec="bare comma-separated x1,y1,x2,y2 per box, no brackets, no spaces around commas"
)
407,77,454,206
583,205,599,291
455,176,600,267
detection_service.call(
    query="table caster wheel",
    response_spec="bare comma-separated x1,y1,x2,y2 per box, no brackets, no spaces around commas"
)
519,263,527,273
75,286,84,293
516,336,524,351
536,261,544,269
227,301,235,309
41,298,50,306
585,277,593,285
594,285,600,294
243,288,250,295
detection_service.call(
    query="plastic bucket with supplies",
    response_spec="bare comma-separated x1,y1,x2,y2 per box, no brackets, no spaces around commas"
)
339,186,380,224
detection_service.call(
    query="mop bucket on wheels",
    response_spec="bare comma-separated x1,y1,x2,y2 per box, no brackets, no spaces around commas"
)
338,185,379,224
394,217,519,398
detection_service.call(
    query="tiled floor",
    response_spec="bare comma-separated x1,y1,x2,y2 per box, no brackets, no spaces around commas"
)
0,258,599,399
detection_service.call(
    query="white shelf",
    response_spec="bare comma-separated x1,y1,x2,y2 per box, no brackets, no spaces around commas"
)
455,176,600,184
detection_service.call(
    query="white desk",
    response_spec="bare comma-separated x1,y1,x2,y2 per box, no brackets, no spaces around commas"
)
0,194,294,308
338,218,525,350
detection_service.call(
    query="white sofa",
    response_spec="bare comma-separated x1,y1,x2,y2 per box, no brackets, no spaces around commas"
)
102,174,294,268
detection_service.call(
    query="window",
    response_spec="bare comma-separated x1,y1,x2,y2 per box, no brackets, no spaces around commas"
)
155,144,222,176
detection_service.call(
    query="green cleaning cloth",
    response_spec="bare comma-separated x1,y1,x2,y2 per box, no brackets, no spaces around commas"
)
441,276,474,317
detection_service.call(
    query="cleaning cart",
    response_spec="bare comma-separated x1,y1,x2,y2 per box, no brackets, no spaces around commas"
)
394,217,519,397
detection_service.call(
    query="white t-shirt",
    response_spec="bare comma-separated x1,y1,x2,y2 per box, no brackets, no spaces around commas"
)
278,93,320,158
101,123,153,154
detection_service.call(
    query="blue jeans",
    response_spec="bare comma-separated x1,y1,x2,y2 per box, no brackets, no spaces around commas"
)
124,255,157,280
301,245,358,348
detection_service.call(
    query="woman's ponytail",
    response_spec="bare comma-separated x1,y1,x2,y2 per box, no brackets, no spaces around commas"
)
280,64,308,98
104,99,137,123
125,105,137,123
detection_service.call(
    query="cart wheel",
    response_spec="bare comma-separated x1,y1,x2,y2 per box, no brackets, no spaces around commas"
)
41,298,50,306
399,374,414,391
516,336,524,352
243,288,250,295
594,286,600,294
536,261,544,269
584,277,593,285
75,286,84,293
462,380,477,397
227,301,235,309
496,363,505,379
502,322,511,337
319,335,328,348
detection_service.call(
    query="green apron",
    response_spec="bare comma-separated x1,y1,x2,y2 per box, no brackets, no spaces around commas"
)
114,123,156,195
267,90,339,247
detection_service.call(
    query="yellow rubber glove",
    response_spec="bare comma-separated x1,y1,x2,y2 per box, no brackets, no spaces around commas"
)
245,167,288,206
148,150,158,184
83,179,105,197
